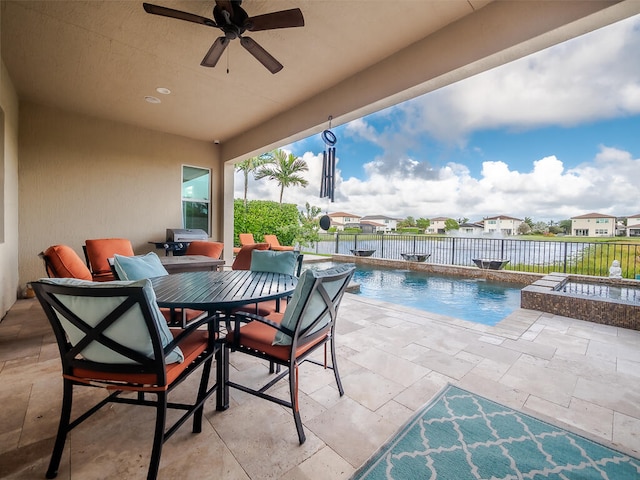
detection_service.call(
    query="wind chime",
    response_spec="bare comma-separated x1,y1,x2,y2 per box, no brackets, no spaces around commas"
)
320,116,337,202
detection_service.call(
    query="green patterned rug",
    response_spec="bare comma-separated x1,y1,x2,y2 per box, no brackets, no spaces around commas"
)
352,385,639,479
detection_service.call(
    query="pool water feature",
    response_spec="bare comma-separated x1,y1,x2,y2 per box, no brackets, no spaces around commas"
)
521,273,640,331
561,281,640,304
304,263,523,326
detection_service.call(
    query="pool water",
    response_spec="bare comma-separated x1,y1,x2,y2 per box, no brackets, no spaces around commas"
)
562,281,640,304
305,263,523,326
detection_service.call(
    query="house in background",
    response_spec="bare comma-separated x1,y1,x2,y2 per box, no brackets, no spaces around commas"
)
426,217,450,234
571,212,616,237
328,212,361,231
359,220,386,234
360,215,398,232
458,222,484,236
625,213,640,237
482,215,523,236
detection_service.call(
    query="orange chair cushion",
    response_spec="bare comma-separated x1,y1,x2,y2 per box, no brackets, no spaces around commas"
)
231,243,270,271
85,238,134,275
43,245,93,280
264,235,294,251
70,330,210,390
227,313,326,362
160,307,205,324
239,233,256,246
186,241,224,258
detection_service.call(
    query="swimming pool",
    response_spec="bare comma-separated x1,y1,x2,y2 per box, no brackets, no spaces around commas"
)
561,281,640,304
304,263,524,326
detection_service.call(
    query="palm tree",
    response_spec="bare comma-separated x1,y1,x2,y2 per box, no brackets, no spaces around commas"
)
235,153,272,208
254,149,309,204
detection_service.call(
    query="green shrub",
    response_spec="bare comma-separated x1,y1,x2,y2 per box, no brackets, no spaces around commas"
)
234,199,300,246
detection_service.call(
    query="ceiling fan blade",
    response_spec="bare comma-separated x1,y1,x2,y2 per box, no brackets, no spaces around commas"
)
245,8,304,32
201,37,230,67
143,3,217,27
240,36,283,74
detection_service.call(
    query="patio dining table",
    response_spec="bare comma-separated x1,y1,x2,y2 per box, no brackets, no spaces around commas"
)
151,270,298,410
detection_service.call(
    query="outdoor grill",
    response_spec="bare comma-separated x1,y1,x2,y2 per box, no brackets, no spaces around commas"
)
150,228,209,255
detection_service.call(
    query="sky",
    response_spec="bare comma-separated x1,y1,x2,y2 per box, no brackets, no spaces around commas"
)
235,13,640,224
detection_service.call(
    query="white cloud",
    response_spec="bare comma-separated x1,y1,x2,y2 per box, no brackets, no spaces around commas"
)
407,14,640,144
241,146,640,222
242,15,640,223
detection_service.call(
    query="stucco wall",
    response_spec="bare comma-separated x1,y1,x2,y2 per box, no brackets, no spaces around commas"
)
18,102,221,288
1,60,20,316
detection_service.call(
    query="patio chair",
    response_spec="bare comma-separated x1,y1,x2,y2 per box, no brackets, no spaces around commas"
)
84,238,135,281
264,234,294,251
39,245,93,281
31,277,218,480
185,240,224,258
238,233,256,246
225,264,356,444
231,243,271,271
247,250,304,314
111,252,206,327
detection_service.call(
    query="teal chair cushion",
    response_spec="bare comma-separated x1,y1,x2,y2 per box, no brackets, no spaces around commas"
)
272,264,354,346
39,277,183,364
113,252,168,281
250,250,298,275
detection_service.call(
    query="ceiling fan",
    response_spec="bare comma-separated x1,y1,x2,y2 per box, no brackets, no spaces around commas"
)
142,0,304,74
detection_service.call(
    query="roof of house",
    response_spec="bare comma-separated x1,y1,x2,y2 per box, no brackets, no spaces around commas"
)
571,212,616,219
483,215,523,221
360,215,398,221
360,220,386,227
329,212,360,219
430,217,450,222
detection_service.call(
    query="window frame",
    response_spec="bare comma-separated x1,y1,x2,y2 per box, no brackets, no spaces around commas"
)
181,165,211,235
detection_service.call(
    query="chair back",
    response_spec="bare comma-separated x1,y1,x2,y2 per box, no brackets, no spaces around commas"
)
31,278,183,383
263,234,281,247
40,245,93,280
232,243,270,270
238,233,256,246
84,238,135,281
264,234,294,251
186,240,224,258
273,264,355,348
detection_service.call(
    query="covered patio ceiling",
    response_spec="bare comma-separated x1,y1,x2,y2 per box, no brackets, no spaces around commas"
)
3,0,640,163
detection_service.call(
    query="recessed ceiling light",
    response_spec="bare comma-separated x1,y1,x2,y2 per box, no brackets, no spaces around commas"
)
156,87,171,95
145,96,161,104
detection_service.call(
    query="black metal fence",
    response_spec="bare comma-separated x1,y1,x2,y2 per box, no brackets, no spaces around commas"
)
310,233,640,279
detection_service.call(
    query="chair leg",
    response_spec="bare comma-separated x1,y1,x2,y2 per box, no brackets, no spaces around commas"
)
289,362,306,444
330,337,344,396
147,392,167,480
193,357,213,432
46,379,74,479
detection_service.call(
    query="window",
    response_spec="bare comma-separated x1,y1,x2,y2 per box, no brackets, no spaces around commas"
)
182,165,210,234
595,229,609,235
575,229,589,236
596,218,609,224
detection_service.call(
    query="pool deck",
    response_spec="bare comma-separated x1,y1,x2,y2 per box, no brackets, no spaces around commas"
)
2,291,639,478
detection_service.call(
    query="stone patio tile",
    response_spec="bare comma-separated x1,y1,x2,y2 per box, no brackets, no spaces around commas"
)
348,348,430,387
613,412,640,457
524,395,614,441
500,357,578,406
280,446,353,480
573,377,640,419
501,338,556,360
